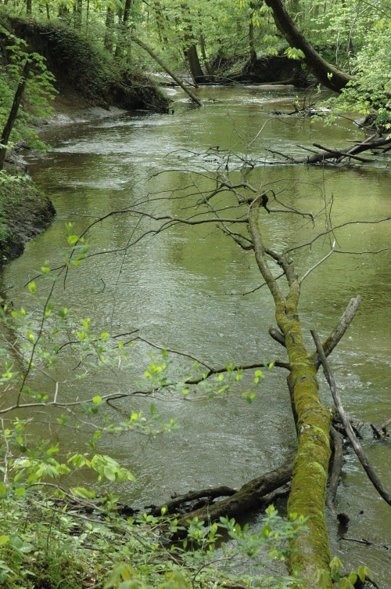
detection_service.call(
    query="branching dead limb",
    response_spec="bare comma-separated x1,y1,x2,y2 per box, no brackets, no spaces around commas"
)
313,295,362,370
177,460,293,526
371,417,391,439
269,135,391,166
148,486,236,517
327,426,344,512
311,330,391,506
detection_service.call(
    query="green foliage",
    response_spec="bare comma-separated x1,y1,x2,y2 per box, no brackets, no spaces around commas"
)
0,456,304,589
316,555,371,589
0,20,56,152
0,229,299,588
331,19,391,130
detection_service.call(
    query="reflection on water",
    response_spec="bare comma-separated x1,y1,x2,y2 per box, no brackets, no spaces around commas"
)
1,86,390,586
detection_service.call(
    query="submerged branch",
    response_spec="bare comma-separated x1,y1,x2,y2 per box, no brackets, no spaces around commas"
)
177,460,293,526
311,330,391,506
271,135,391,166
327,426,344,511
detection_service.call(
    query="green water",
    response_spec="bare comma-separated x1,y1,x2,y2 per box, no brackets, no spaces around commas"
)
1,86,390,585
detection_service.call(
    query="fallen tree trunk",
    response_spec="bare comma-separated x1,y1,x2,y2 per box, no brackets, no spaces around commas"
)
131,36,202,107
177,459,292,525
248,198,332,587
268,135,391,166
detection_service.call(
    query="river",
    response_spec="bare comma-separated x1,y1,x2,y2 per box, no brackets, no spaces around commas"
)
1,85,390,585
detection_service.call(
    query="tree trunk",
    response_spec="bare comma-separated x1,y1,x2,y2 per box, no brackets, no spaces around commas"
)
248,201,332,588
26,0,32,16
122,0,133,25
0,60,31,171
184,44,205,84
104,7,115,53
131,36,202,107
264,0,352,92
180,3,205,84
151,1,169,45
74,0,82,28
249,11,257,61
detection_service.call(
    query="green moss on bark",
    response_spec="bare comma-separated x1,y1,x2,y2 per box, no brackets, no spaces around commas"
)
249,205,332,588
277,303,332,587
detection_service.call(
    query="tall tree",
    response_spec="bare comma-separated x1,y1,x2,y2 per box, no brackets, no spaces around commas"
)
264,0,352,92
0,59,31,170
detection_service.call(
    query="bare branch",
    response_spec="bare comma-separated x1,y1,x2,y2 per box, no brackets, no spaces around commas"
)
311,330,391,506
327,426,344,511
299,240,335,283
314,295,361,369
285,217,390,255
269,327,286,347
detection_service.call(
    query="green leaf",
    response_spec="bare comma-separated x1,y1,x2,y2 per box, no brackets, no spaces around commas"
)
357,565,370,582
40,262,51,273
67,234,79,246
0,536,10,546
14,487,26,498
27,281,37,294
71,486,96,499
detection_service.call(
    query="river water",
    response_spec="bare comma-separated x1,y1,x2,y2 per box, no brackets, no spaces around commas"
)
1,86,390,585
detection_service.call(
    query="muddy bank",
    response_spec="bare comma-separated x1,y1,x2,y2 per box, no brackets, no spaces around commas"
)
5,16,170,113
0,175,55,268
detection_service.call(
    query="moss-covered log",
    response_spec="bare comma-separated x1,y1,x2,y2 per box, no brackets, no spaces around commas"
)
249,200,332,588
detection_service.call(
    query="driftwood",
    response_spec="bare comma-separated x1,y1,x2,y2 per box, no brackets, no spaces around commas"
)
311,330,391,506
268,135,391,166
371,417,391,439
156,460,294,526
327,426,344,511
148,486,236,517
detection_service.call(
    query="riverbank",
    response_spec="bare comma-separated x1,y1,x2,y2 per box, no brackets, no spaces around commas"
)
0,173,55,269
0,12,171,269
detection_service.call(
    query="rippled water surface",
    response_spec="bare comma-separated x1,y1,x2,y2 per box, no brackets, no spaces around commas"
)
1,86,390,586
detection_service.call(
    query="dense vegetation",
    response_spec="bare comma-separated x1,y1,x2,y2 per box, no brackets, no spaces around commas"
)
0,1,390,588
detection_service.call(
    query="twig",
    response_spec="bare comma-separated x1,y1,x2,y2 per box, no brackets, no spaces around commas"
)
327,426,344,511
311,330,391,506
312,143,370,163
314,295,361,369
